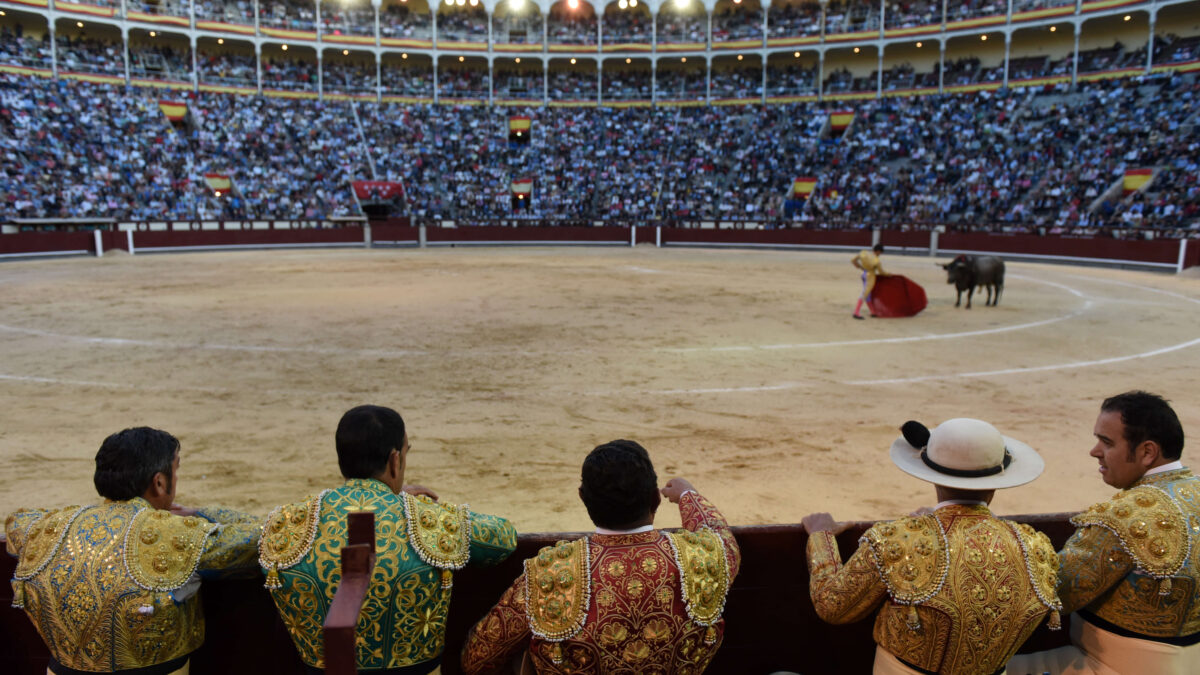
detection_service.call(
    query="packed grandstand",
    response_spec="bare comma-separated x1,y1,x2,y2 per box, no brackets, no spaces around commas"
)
0,0,1198,231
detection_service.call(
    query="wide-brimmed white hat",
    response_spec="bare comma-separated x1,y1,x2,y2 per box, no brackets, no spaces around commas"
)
890,418,1044,490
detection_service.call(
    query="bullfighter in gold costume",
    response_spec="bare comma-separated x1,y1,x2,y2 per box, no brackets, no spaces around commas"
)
804,418,1061,675
4,427,260,675
460,439,740,674
260,405,517,674
1009,391,1200,675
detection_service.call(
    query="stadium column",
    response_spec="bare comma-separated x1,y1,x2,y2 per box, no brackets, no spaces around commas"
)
1070,21,1079,90
190,35,199,93
876,44,883,99
817,49,823,101
317,50,323,102
1145,10,1155,73
1002,32,1011,88
375,52,382,104
48,23,57,78
937,41,945,94
121,26,131,86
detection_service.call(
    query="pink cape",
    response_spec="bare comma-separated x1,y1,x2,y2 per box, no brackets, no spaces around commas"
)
868,275,928,318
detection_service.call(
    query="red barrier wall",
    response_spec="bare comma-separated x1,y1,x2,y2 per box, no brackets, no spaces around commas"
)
371,224,420,244
0,232,94,256
663,228,873,248
939,232,1180,265
131,227,364,250
426,225,629,244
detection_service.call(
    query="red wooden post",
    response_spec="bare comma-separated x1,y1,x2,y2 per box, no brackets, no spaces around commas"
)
323,511,376,675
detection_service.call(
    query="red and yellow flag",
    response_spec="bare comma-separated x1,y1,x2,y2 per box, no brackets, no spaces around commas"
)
509,116,532,137
792,177,817,197
830,110,854,130
511,178,533,195
1123,168,1152,194
204,173,233,195
158,99,187,121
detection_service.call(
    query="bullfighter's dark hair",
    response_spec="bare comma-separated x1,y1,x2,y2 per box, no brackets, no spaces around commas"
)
579,439,660,529
1101,391,1184,461
336,405,406,479
94,427,178,501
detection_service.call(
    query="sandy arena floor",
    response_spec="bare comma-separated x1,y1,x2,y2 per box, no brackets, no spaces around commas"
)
1,246,1198,533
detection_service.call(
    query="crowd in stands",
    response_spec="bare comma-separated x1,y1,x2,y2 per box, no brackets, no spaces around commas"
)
713,4,763,41
494,14,543,44
548,69,597,100
194,0,255,24
712,66,762,98
824,0,880,34
602,69,651,100
128,43,191,81
604,9,654,42
437,8,488,41
197,51,257,86
258,0,316,31
55,36,124,75
547,9,598,44
655,68,707,99
767,1,821,37
324,60,377,93
438,65,489,98
946,0,1007,21
766,62,818,95
380,3,432,39
0,69,1196,233
381,62,433,96
261,55,318,90
655,11,705,43
886,0,939,28
0,26,51,68
321,3,375,37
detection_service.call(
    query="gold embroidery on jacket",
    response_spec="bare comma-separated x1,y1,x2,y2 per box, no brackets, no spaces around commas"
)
665,527,730,626
525,539,591,642
1071,485,1190,584
404,493,471,570
259,491,327,588
124,509,217,592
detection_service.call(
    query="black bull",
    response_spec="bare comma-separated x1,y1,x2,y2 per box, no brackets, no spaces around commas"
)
942,255,1005,308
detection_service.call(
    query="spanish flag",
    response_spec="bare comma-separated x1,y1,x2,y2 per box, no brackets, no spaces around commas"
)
511,177,533,196
509,116,532,138
1123,168,1153,195
158,100,187,121
792,177,817,197
830,110,854,130
204,173,233,195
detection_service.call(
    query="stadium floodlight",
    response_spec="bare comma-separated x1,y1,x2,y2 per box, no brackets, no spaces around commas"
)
218,38,224,44
343,49,350,55
76,21,84,27
445,0,453,5
282,44,289,50
149,31,157,37
1049,25,1056,32
469,0,478,6
455,0,465,6
618,0,627,8
674,0,687,7
510,0,524,8
567,0,578,8
915,41,922,47
629,0,637,5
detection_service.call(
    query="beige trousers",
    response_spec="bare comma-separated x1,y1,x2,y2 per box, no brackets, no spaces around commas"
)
1006,615,1200,675
874,645,1007,675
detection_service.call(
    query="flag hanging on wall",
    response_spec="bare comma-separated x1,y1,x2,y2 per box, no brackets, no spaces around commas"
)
791,177,817,198
158,100,187,121
830,111,854,131
1123,168,1152,195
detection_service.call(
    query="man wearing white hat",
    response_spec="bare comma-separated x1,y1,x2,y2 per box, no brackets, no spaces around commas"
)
1009,391,1200,675
803,417,1062,675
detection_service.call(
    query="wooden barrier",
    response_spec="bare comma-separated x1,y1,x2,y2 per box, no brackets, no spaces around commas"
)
324,512,377,675
0,513,1077,675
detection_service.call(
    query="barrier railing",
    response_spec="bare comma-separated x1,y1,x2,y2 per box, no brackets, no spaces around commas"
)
0,514,1077,675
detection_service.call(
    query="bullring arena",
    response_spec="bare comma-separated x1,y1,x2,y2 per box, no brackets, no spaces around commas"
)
2,244,1198,532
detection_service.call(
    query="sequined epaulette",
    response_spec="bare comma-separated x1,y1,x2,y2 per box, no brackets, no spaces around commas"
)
403,493,471,570
1071,485,1191,593
1005,521,1063,630
666,527,731,627
862,515,950,629
11,505,87,581
124,508,218,592
259,491,327,589
524,538,591,642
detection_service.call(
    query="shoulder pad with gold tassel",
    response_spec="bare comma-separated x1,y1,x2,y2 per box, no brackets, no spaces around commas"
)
11,505,88,608
259,491,327,589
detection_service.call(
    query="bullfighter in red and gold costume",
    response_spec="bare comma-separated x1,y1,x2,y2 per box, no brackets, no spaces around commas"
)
461,439,740,674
